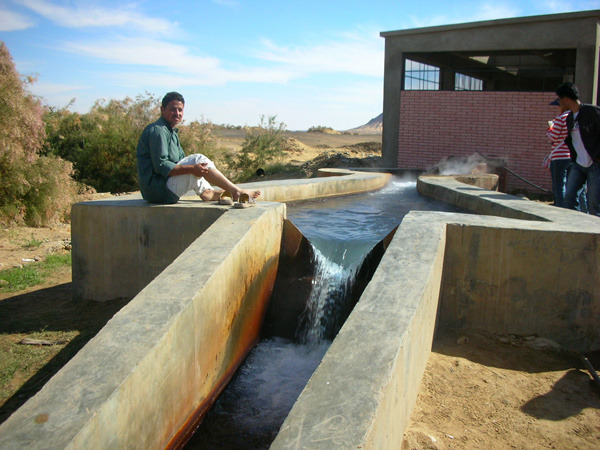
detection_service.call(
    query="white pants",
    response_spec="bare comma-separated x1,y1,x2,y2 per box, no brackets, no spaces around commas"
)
166,154,216,198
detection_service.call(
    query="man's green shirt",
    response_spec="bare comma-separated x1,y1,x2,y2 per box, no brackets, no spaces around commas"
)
136,117,186,203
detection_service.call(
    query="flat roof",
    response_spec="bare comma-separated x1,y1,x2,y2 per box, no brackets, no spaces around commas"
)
380,9,600,38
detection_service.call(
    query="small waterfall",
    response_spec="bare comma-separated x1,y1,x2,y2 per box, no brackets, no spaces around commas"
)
295,246,364,344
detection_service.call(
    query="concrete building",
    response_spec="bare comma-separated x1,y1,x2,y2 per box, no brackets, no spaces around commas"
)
380,10,600,193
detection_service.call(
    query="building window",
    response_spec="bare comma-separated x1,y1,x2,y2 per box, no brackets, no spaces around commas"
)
404,59,439,90
455,73,483,91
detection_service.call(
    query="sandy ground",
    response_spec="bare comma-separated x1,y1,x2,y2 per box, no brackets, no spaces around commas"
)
1,133,600,446
403,331,600,449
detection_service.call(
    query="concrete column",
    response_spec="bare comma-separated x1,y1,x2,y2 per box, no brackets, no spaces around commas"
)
575,45,599,104
382,41,403,168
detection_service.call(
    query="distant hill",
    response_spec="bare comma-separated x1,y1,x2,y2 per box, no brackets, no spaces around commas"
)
345,113,382,134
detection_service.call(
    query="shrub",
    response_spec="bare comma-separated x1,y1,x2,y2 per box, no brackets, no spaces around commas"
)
226,115,286,181
44,93,160,193
0,41,77,226
178,119,226,164
307,125,335,133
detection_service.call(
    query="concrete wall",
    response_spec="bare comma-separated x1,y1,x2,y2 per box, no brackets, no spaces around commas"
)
419,175,600,351
71,200,226,301
397,90,556,193
441,223,600,350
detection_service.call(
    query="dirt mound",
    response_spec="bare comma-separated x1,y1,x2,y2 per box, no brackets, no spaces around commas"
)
341,141,382,154
283,137,310,153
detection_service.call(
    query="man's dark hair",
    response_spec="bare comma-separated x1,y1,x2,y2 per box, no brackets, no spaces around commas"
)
162,92,185,108
555,82,579,101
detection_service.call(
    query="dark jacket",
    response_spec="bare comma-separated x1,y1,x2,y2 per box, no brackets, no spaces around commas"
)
566,104,600,163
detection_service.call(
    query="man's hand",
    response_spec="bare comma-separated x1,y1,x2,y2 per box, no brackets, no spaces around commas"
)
168,163,210,178
190,163,210,176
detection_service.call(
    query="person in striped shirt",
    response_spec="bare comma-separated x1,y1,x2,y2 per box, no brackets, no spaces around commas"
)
546,100,573,207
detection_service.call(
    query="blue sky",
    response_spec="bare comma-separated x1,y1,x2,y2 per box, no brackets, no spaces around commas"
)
1,0,599,130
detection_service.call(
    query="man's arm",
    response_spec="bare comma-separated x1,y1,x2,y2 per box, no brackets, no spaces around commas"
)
148,128,178,178
168,163,210,177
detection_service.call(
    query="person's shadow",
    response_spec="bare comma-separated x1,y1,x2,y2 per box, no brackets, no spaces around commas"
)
521,369,600,420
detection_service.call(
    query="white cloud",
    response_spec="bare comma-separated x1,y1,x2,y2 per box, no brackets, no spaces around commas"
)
255,31,384,78
407,2,521,28
64,37,222,75
61,30,383,88
0,7,34,31
16,0,177,35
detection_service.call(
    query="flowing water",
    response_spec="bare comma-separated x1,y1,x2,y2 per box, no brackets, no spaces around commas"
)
186,178,458,449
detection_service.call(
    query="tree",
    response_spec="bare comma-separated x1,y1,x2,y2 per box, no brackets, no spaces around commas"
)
0,41,77,226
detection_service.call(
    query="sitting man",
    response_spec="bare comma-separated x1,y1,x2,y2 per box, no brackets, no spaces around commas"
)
136,91,260,205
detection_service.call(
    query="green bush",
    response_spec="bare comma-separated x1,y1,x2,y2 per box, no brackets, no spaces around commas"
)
0,41,77,226
178,119,226,164
226,115,286,181
44,93,160,193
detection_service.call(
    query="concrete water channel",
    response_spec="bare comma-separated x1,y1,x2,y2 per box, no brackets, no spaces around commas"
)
186,178,461,448
0,169,599,449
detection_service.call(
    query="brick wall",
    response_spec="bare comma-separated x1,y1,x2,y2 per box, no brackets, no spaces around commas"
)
398,91,561,193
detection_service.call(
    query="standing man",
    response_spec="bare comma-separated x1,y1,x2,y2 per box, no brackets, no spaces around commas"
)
136,92,260,205
555,82,600,216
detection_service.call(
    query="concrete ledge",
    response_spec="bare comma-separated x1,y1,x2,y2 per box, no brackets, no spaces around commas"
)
71,199,227,301
72,170,390,302
241,169,391,203
418,175,600,351
0,204,285,449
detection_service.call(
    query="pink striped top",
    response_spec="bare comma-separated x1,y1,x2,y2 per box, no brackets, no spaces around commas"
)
547,112,571,160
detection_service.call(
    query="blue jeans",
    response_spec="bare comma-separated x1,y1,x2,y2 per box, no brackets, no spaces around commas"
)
565,161,599,215
550,159,570,207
